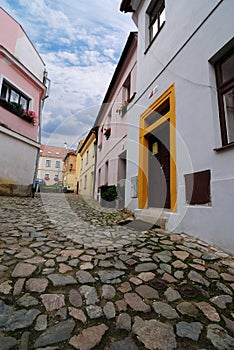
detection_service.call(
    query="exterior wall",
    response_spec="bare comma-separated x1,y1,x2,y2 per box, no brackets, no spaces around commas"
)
0,126,38,196
94,33,137,206
75,138,86,194
38,158,63,186
75,153,82,193
63,153,76,192
37,145,65,186
79,134,96,198
125,0,234,253
0,50,42,141
0,8,46,196
0,8,45,80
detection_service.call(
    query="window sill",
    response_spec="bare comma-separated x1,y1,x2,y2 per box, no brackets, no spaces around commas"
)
0,99,34,125
214,142,234,152
0,98,22,117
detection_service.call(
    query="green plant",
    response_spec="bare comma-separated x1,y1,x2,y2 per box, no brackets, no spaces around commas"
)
10,102,23,114
101,185,118,202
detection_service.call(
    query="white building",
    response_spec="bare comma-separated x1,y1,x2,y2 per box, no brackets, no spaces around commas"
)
120,0,234,253
38,145,65,186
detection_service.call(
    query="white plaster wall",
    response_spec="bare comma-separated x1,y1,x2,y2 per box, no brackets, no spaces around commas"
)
126,0,234,253
94,35,137,199
0,131,38,186
15,36,45,81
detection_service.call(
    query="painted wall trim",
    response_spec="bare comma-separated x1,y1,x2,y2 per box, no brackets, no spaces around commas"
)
138,83,177,212
0,125,40,148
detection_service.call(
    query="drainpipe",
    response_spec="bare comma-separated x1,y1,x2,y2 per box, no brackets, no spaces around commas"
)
92,127,98,199
31,70,50,197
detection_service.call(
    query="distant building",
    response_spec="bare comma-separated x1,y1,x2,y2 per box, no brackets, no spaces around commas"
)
0,7,48,196
78,129,97,198
75,138,85,194
37,145,65,186
63,150,76,192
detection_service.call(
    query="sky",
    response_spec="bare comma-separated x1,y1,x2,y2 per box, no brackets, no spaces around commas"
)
0,0,135,148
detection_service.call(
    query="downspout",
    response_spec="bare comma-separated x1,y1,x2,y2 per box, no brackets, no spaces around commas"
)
31,70,50,197
92,127,98,199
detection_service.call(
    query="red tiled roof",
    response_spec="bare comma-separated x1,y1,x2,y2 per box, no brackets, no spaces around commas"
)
40,144,66,159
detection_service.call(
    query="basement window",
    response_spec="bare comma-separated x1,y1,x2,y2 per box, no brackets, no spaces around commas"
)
184,170,211,205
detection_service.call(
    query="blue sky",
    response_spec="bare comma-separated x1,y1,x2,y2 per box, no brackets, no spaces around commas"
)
0,0,135,147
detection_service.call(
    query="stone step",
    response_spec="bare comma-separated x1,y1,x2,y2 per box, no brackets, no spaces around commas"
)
134,208,167,229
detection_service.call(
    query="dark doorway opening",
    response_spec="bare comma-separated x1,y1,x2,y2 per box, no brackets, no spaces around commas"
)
147,120,170,208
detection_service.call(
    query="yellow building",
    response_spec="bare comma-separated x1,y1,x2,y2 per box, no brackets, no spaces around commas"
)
63,150,76,192
78,129,97,198
75,138,85,194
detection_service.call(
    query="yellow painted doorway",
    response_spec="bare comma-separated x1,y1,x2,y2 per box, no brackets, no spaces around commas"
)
138,84,177,212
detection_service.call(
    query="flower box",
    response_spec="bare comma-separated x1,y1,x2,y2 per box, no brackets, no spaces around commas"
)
0,99,36,125
104,127,111,140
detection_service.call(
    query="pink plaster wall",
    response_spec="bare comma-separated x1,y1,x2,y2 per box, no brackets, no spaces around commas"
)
0,8,44,142
0,55,40,141
0,8,23,53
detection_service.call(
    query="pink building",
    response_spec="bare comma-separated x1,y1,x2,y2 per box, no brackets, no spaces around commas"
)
94,32,137,207
0,8,48,196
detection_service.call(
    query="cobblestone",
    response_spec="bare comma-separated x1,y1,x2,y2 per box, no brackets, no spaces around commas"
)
0,193,233,349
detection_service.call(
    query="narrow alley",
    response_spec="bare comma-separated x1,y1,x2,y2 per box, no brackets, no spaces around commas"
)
0,193,233,349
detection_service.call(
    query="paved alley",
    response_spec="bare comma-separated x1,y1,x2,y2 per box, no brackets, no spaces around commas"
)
0,193,234,350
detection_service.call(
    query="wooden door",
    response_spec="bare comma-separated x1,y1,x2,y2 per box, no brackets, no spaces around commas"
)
148,122,170,208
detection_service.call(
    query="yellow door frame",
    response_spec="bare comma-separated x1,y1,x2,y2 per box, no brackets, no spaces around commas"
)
138,84,177,212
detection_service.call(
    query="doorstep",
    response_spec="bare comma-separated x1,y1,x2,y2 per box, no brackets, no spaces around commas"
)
134,208,168,229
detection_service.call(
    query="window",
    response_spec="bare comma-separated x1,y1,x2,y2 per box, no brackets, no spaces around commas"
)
185,170,211,205
46,160,51,167
84,175,87,189
215,49,234,146
55,161,60,168
105,161,109,185
145,98,170,127
123,74,131,101
86,150,89,164
54,174,59,182
147,0,165,44
44,173,50,180
0,79,30,110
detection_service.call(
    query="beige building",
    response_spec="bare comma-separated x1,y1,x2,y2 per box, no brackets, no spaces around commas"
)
78,129,97,198
38,145,65,186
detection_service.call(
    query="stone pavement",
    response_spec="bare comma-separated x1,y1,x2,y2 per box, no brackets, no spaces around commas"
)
0,193,234,350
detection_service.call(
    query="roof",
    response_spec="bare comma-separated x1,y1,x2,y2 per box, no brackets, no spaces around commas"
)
40,144,66,159
93,31,137,128
120,0,134,13
63,150,76,162
78,127,98,154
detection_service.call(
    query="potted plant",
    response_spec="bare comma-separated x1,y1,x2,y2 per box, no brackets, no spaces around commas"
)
100,185,118,207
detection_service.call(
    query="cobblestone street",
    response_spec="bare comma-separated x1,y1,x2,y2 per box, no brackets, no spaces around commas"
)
0,193,233,350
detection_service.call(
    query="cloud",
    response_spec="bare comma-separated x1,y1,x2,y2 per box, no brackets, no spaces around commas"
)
0,0,136,146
